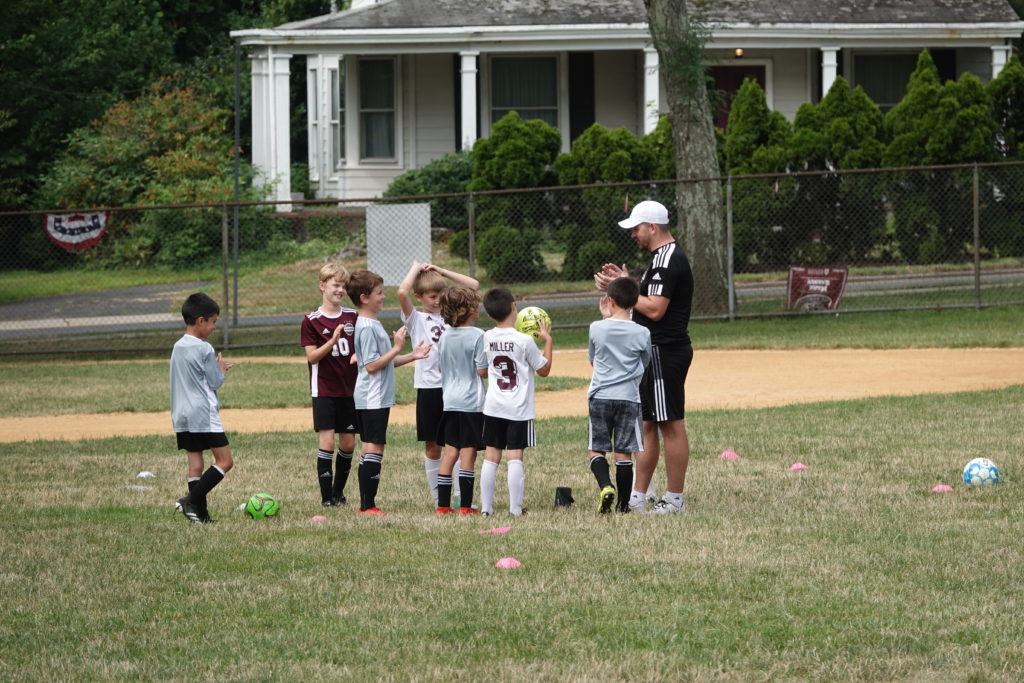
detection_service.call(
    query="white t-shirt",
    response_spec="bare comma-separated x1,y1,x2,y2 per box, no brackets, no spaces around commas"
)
400,308,447,389
483,326,548,421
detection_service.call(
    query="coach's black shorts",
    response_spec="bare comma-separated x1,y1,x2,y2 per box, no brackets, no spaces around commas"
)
415,388,444,442
356,407,390,445
176,431,229,452
640,344,693,422
311,396,357,433
482,414,535,450
438,411,484,450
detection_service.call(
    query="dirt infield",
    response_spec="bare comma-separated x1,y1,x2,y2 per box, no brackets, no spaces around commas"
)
3,348,1024,443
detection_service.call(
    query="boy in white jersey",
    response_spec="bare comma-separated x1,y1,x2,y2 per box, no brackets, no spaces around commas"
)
301,262,358,508
479,288,552,516
397,261,479,505
587,277,651,513
434,286,488,516
348,269,430,516
170,293,234,524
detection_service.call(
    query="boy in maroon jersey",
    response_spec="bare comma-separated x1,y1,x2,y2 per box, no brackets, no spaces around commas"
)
300,262,359,507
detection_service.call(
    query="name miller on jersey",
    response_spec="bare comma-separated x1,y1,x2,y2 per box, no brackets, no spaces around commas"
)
489,340,517,352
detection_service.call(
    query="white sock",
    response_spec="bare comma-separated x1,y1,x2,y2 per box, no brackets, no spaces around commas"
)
424,456,441,504
507,460,525,515
664,491,684,508
480,460,499,514
646,478,658,499
629,490,647,509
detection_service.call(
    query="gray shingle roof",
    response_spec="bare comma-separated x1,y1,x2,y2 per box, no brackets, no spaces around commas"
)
280,0,1021,30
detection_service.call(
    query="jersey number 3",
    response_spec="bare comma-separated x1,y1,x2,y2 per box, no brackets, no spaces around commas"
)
492,355,518,391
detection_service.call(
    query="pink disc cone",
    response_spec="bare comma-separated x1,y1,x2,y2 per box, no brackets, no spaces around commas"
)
931,484,954,493
719,450,740,460
495,557,522,569
479,527,512,534
788,462,808,471
310,515,327,521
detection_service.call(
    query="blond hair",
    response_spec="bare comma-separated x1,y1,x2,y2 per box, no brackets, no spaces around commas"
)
413,269,446,295
319,262,350,285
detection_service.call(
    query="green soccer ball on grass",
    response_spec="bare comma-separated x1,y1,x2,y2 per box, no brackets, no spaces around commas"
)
244,492,281,519
514,306,551,341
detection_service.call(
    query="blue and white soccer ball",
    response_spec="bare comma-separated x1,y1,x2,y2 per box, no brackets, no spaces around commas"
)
962,457,1000,486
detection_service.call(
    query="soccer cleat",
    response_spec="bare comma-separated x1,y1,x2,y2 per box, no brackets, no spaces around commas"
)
175,495,189,512
321,499,334,508
435,506,455,515
511,508,528,517
332,494,347,506
357,507,386,516
649,498,685,515
458,507,480,516
481,511,493,517
628,499,647,514
598,486,616,514
179,498,203,524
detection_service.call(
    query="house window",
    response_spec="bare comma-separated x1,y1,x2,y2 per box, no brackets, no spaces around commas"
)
491,56,558,127
359,58,396,159
331,67,344,168
853,54,918,111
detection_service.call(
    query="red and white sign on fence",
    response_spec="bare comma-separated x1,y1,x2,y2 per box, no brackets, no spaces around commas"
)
44,212,109,251
787,266,849,311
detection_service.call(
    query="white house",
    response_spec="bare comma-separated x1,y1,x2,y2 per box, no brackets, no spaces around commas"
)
231,0,1024,205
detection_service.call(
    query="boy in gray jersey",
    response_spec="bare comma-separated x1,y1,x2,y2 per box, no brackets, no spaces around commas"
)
587,277,651,513
170,293,234,524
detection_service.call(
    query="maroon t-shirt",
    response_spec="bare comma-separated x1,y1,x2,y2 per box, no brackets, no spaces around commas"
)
300,307,358,397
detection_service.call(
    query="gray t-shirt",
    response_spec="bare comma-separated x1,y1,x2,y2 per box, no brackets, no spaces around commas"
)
587,318,651,401
354,317,396,410
438,326,487,412
169,334,225,433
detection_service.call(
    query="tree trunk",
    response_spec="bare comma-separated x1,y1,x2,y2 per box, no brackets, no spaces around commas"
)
644,0,730,316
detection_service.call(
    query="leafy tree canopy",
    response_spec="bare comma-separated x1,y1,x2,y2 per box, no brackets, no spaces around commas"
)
987,54,1024,159
469,112,561,190
790,76,885,171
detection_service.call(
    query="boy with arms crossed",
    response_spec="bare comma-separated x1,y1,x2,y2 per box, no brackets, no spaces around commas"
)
479,288,552,517
397,261,479,505
434,286,488,516
348,270,430,515
171,293,234,524
587,277,651,513
301,262,358,507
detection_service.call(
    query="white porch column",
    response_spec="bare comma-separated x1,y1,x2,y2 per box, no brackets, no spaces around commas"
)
992,45,1011,79
250,47,293,210
820,47,839,96
460,51,479,151
643,47,660,136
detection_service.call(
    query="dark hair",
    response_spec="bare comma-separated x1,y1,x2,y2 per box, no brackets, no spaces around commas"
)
439,286,481,327
482,287,514,322
347,269,384,307
181,293,220,325
606,277,639,310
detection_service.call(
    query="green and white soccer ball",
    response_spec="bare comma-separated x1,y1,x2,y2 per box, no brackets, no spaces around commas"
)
514,306,551,341
244,492,281,519
962,457,1000,486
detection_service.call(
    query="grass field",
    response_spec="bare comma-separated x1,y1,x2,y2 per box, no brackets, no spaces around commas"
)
2,379,1022,677
2,308,1023,680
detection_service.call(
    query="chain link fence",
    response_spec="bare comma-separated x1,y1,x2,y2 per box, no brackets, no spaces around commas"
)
2,162,1022,355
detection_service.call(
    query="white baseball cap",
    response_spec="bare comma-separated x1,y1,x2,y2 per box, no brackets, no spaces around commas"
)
618,200,669,228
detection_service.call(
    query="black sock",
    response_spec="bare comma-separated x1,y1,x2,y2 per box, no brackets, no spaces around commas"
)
590,455,612,489
317,449,334,502
437,474,452,508
458,469,475,509
333,450,353,500
615,460,634,511
358,453,382,510
187,478,199,494
190,465,225,514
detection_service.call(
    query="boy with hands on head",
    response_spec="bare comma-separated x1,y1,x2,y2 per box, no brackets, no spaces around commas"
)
397,261,479,505
348,269,431,515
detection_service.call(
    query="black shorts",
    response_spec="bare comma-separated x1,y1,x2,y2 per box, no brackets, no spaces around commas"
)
640,344,693,422
415,388,444,442
312,396,357,433
438,411,484,450
588,398,643,454
482,415,535,450
176,431,229,452
356,407,390,445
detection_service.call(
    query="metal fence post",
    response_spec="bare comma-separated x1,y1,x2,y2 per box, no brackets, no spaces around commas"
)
972,164,981,310
467,191,476,279
221,204,231,348
726,175,736,321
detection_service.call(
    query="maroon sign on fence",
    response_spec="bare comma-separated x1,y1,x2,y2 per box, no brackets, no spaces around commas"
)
44,212,109,251
787,266,849,311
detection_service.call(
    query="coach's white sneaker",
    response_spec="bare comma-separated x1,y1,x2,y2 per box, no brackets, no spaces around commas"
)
649,498,685,515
